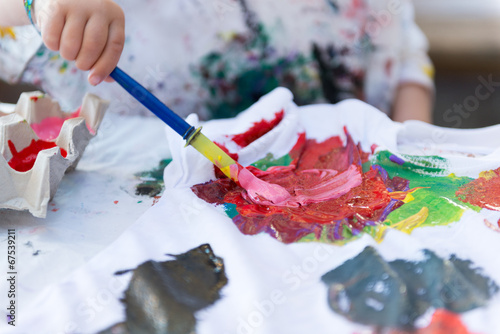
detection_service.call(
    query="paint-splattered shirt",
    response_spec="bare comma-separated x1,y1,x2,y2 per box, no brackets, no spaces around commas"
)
0,0,434,119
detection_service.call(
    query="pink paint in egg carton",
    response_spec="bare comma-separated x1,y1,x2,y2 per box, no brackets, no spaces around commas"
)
0,91,109,218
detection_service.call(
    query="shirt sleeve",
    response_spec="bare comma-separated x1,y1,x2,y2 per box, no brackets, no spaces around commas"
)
398,1,435,91
0,25,42,83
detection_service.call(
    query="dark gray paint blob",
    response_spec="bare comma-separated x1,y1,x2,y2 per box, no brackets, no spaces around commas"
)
321,246,498,329
99,244,228,334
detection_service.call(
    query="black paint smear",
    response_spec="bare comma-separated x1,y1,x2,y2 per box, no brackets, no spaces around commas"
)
326,0,339,12
98,244,228,334
312,43,365,104
321,246,498,330
135,159,172,197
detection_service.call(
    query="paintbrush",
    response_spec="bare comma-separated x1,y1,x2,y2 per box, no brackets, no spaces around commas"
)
110,67,292,204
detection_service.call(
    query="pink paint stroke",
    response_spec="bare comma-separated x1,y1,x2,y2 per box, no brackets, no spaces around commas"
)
237,164,362,207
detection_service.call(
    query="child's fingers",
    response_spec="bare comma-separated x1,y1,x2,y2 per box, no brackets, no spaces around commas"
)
59,15,87,61
40,13,65,51
75,17,109,72
88,19,125,86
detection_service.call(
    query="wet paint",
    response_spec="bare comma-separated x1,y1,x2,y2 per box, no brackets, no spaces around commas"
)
30,108,81,141
192,120,492,244
99,244,227,334
370,150,479,240
189,130,298,206
389,309,473,334
192,129,411,244
135,159,172,197
321,246,498,330
7,139,67,172
456,167,500,212
238,164,362,207
231,110,284,147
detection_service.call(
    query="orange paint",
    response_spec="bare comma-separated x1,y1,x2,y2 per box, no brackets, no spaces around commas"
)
389,309,474,334
456,167,500,212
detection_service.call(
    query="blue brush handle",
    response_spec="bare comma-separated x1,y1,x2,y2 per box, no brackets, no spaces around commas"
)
110,67,195,139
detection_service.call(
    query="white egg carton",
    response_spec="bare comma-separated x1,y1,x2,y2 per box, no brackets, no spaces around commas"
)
0,91,109,218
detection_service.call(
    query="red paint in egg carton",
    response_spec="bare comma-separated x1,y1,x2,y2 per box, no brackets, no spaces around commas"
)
8,139,67,172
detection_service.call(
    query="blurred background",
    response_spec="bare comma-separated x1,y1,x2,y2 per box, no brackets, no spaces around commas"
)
1,0,500,128
414,0,500,128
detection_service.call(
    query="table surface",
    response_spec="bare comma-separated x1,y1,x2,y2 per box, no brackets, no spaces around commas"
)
0,111,171,294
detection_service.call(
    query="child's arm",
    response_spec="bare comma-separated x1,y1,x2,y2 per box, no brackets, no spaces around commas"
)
0,0,125,86
391,0,434,123
0,0,30,26
392,83,432,123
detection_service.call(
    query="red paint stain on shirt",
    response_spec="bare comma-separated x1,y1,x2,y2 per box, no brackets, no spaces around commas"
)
8,139,67,172
231,110,284,147
114,201,119,204
193,128,409,243
456,167,500,212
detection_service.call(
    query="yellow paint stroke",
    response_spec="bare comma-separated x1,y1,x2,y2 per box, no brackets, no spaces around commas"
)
375,207,429,242
0,26,16,40
479,170,498,181
389,187,425,203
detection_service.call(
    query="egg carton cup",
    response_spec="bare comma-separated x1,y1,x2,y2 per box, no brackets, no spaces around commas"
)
0,91,109,218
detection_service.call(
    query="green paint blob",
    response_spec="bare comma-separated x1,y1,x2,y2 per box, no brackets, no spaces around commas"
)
251,153,292,171
135,159,172,197
373,151,479,228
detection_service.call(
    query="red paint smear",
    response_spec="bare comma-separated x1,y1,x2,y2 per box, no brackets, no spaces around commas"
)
114,200,119,204
8,139,67,172
389,309,474,334
192,128,409,243
456,167,500,211
231,110,284,148
51,208,59,212
30,96,39,102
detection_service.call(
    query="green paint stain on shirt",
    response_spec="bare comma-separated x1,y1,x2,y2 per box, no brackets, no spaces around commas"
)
373,150,480,228
251,153,292,171
135,159,172,197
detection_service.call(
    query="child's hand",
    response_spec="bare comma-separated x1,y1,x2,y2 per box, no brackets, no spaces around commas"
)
34,0,125,86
